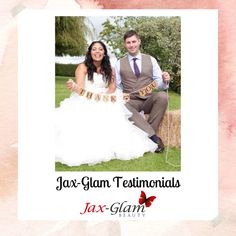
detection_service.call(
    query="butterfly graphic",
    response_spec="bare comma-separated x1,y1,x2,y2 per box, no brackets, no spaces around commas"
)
139,191,156,207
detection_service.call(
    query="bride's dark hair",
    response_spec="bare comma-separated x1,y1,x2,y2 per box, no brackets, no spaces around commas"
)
84,41,113,84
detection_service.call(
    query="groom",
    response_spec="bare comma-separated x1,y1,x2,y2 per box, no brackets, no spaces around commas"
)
115,30,170,153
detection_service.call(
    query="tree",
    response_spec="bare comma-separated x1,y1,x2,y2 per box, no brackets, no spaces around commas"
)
100,16,181,93
55,16,93,56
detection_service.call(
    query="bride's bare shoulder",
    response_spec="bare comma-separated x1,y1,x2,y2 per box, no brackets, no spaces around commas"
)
75,62,87,74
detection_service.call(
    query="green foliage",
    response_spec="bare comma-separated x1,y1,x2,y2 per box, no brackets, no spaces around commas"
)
55,63,78,77
100,17,127,57
55,16,92,56
100,16,181,94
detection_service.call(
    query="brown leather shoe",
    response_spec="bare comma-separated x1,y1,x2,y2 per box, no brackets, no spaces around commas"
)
155,137,165,153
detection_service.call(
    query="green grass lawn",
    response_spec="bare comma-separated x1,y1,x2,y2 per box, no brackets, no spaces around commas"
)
167,90,181,111
55,76,181,171
55,76,72,107
55,147,180,171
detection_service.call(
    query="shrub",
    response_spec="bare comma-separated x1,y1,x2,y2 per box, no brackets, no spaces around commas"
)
55,63,78,77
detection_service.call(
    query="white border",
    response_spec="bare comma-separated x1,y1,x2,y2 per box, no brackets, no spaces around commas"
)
18,9,218,220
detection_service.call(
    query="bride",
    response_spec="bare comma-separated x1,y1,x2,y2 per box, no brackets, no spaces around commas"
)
55,41,157,166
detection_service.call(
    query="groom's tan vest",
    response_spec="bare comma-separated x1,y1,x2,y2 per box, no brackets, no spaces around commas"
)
120,53,153,99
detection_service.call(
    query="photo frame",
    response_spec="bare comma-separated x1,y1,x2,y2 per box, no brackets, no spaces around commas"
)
18,9,218,220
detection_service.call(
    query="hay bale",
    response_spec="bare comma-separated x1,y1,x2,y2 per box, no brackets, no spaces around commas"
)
145,109,181,148
157,110,181,148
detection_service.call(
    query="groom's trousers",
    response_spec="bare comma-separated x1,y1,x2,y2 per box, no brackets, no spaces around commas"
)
125,91,168,137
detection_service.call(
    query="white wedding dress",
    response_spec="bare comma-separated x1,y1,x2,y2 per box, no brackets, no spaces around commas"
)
55,73,157,166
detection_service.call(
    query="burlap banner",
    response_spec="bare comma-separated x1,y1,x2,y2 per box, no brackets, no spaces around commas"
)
138,81,157,97
76,81,157,103
77,88,117,103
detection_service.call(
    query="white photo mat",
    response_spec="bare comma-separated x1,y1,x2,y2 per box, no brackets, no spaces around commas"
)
18,9,218,220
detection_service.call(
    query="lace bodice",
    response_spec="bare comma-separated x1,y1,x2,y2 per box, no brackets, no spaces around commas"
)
84,73,108,93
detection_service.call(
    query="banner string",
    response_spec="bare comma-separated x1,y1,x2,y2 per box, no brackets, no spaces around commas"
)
164,88,181,168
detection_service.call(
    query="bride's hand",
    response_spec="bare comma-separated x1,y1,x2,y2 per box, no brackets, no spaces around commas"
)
66,79,77,91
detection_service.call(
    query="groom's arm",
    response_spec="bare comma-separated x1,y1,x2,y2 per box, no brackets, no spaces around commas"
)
151,56,170,90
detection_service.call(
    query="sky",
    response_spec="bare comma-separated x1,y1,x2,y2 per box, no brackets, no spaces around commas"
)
87,16,108,39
